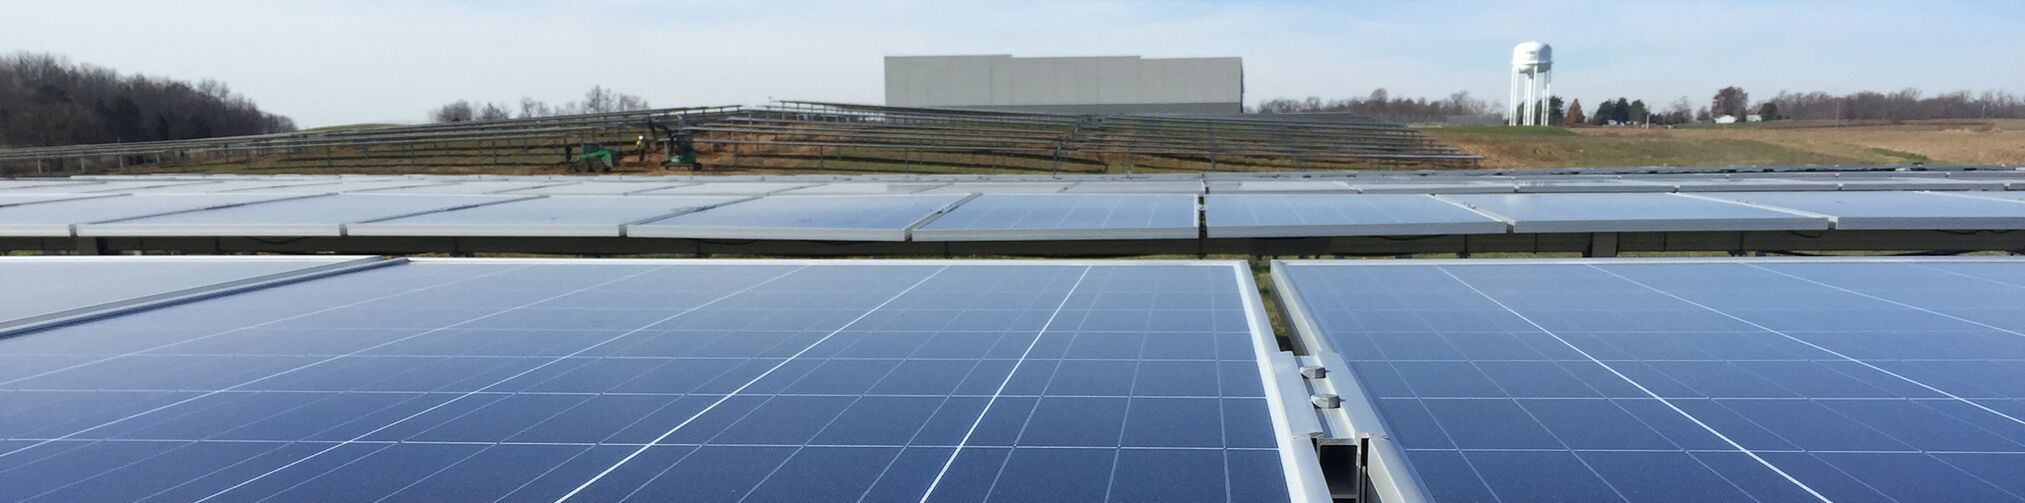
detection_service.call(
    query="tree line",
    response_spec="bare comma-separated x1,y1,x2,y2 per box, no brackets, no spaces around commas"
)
427,86,653,123
0,53,295,148
1255,89,1493,119
1572,86,2025,126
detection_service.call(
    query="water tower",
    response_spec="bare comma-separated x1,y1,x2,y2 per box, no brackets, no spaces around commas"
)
1508,42,1553,126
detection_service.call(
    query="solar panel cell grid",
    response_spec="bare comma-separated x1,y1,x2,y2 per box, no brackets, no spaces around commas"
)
0,260,1296,502
1278,259,2025,502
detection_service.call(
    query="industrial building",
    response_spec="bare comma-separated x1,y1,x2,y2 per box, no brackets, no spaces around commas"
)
884,54,1244,114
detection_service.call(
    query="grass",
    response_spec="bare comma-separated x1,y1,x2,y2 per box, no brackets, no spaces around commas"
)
1423,128,1864,168
1868,147,1933,163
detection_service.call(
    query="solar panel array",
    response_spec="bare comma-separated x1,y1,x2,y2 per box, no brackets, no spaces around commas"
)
1276,259,2025,502
11,252,2025,501
2,173,2025,251
0,257,1319,503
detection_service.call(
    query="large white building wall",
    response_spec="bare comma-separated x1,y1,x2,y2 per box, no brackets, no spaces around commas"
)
884,55,1243,114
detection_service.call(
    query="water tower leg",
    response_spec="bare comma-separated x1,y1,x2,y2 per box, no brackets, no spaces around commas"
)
1541,71,1553,126
1508,73,1520,126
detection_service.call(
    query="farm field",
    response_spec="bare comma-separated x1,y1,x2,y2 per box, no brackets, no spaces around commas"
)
1424,119,2025,168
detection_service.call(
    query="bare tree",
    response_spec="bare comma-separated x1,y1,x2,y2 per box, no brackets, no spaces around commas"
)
1712,87,1750,119
517,97,552,119
447,86,653,121
428,100,475,123
477,102,511,121
1664,98,1694,124
1255,89,1492,120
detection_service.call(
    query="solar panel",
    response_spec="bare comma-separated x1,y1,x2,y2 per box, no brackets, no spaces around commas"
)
1832,177,2006,191
1441,193,1829,233
0,259,1315,502
118,180,353,193
362,180,576,194
1696,191,2025,229
1062,181,1207,194
1275,258,2025,502
628,195,966,241
76,194,532,237
500,182,695,196
0,193,110,208
633,182,816,196
1510,179,1673,193
917,182,1073,194
1206,181,1355,194
1657,178,1840,192
0,256,375,330
0,180,98,191
0,180,215,194
0,193,308,236
776,182,948,195
348,196,747,237
1344,181,1517,194
223,180,455,193
1205,195,1507,238
913,194,1200,241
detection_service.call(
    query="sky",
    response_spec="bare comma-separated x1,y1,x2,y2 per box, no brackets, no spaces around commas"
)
7,0,2021,127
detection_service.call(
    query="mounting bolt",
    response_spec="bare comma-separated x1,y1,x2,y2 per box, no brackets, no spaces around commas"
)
1311,393,1341,409
1299,365,1328,379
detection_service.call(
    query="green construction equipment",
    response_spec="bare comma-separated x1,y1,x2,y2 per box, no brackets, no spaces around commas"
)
649,117,702,171
565,142,615,173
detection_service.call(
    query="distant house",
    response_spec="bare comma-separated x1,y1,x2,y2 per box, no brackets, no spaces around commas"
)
1714,115,1739,124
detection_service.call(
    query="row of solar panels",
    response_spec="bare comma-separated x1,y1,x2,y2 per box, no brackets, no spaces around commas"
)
0,256,1326,502
23,169,2025,195
13,187,2025,241
7,255,2023,502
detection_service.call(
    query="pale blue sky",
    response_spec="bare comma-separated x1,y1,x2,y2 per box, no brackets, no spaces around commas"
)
7,0,2019,126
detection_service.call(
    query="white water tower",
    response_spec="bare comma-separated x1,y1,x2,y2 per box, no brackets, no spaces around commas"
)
1508,41,1553,126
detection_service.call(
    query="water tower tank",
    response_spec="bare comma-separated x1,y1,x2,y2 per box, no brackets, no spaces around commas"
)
1512,42,1552,71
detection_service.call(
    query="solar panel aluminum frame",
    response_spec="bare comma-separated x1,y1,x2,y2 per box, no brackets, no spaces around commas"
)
390,257,1335,502
0,255,393,335
76,194,539,237
1268,260,1434,503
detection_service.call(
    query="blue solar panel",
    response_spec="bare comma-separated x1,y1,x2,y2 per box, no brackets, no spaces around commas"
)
912,194,1199,241
0,259,1297,502
1278,259,2025,502
627,195,966,241
1204,194,1507,238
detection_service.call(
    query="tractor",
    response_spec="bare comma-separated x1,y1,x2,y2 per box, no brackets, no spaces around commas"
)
564,142,616,173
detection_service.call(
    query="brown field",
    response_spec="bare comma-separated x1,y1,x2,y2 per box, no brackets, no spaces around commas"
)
1424,119,2025,169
